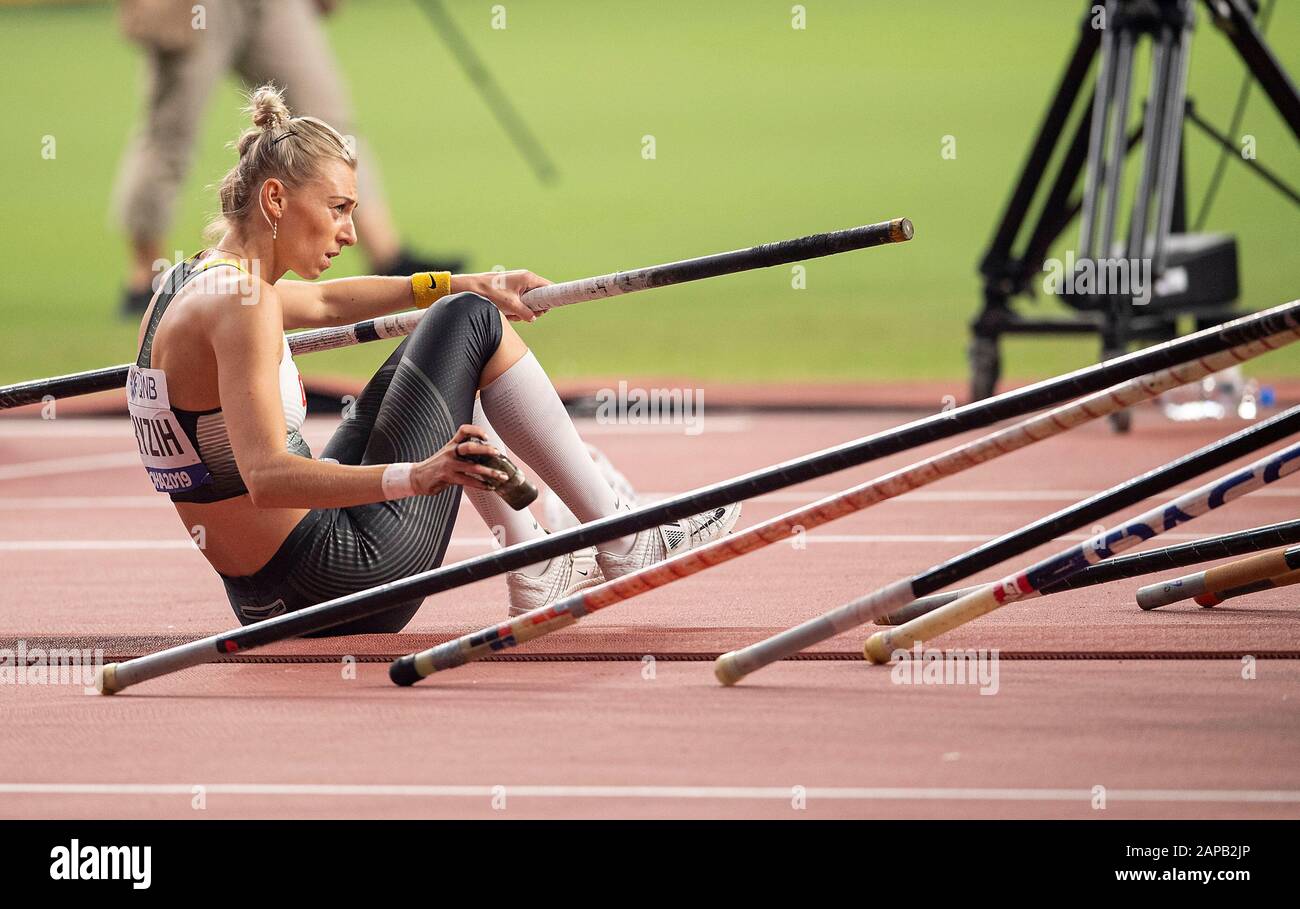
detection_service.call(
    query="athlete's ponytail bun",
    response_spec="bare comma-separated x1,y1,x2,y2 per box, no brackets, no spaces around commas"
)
247,84,291,132
205,83,356,242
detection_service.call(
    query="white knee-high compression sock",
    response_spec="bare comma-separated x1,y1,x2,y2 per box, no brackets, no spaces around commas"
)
465,398,550,577
479,351,635,554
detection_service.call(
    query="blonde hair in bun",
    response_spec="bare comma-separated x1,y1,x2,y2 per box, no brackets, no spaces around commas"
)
247,84,290,132
205,83,356,241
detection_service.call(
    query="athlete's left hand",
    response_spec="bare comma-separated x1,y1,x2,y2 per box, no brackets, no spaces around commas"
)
454,270,552,323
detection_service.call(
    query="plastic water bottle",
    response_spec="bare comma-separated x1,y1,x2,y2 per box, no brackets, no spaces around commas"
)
1160,365,1263,422
1237,377,1259,421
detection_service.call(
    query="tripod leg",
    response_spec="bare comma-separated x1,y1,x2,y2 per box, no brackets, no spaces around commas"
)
979,14,1101,278
968,329,1002,402
1208,0,1300,141
1152,1,1195,276
1079,9,1119,261
969,287,1007,401
973,12,1101,403
1127,37,1172,262
1186,108,1300,204
1020,105,1095,276
1172,133,1188,233
1102,332,1133,432
1099,31,1136,259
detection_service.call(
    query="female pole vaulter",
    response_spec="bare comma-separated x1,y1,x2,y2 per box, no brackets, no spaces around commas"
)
128,84,739,633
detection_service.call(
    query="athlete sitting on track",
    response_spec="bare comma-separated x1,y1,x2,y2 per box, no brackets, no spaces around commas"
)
129,84,740,633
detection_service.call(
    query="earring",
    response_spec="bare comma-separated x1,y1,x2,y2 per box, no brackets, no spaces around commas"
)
271,220,278,241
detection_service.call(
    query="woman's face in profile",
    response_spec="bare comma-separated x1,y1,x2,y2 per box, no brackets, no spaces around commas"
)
279,157,358,280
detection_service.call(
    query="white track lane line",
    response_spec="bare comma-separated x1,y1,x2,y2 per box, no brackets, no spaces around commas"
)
641,488,1300,502
0,496,165,509
0,416,752,439
0,541,205,551
0,423,134,438
0,782,1295,804
0,532,1237,552
6,487,1295,507
0,452,140,480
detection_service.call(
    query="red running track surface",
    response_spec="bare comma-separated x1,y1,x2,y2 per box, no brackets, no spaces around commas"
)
1,408,1298,818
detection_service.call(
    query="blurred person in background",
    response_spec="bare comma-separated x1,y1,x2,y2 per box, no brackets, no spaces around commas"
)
113,0,463,315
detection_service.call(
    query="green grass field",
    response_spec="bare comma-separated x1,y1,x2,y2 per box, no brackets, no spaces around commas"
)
1,0,1297,386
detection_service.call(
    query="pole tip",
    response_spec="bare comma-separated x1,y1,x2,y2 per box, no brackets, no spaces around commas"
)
95,663,121,695
1136,577,1200,610
713,652,743,686
893,218,915,242
862,633,894,664
388,655,423,687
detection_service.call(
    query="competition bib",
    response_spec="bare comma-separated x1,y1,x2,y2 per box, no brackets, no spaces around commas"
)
126,365,211,494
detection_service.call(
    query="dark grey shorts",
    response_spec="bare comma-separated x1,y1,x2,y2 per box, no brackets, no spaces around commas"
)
219,293,503,635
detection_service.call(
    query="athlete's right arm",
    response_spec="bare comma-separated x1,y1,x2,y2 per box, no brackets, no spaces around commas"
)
208,285,507,509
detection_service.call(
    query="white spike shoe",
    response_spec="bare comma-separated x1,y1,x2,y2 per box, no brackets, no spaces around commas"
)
506,549,605,617
595,503,742,579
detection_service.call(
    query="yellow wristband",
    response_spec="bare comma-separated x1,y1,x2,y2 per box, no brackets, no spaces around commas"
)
411,271,452,309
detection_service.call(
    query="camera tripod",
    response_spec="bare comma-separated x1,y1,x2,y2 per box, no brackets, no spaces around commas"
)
971,0,1300,431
